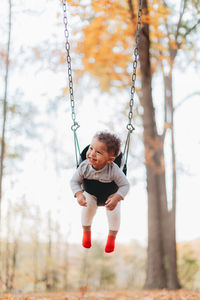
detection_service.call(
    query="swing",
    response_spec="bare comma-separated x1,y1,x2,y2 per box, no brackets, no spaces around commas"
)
62,0,142,206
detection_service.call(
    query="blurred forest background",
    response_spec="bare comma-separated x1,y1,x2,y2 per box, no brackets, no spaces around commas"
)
0,0,200,294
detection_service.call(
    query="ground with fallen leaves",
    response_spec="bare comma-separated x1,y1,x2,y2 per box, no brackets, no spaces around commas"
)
1,290,200,300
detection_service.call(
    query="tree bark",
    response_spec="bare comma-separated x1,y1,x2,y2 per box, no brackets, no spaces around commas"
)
45,211,53,291
8,240,18,290
131,0,181,289
161,71,180,289
63,230,70,290
0,2,12,283
33,237,39,292
138,0,166,288
0,0,12,217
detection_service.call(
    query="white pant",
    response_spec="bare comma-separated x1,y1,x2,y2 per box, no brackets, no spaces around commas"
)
81,191,121,231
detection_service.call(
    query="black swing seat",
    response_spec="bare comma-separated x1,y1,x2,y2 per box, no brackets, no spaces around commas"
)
79,145,127,206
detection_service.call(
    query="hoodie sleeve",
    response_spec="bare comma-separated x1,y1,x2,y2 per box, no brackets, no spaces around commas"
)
70,164,85,196
112,164,130,199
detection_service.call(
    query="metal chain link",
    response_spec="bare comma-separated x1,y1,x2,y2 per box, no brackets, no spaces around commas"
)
62,0,80,133
123,0,142,169
127,0,142,133
62,0,81,167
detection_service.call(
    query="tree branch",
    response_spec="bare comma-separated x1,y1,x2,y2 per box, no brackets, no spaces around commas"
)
127,0,136,21
175,0,187,43
174,91,200,111
183,20,200,39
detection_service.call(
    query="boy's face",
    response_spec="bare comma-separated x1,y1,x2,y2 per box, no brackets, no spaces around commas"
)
86,138,115,170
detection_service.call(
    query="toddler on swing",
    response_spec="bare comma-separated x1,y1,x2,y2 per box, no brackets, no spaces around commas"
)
70,131,130,253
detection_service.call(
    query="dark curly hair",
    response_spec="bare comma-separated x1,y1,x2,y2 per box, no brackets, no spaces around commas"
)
93,131,121,157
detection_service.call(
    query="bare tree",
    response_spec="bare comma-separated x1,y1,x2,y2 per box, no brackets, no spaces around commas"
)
0,0,12,221
2,199,28,290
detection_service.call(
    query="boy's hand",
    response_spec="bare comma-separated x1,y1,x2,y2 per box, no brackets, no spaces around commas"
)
105,194,123,210
75,191,87,207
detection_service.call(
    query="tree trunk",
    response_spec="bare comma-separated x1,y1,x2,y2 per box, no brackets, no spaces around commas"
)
63,229,71,290
45,211,53,291
33,238,39,292
133,0,181,289
63,241,69,290
5,237,11,290
0,0,12,217
0,0,12,283
5,207,11,290
8,240,18,290
138,0,166,288
162,72,180,289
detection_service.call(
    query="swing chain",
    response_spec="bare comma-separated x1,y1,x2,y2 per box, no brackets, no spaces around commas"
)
127,0,142,133
62,0,81,167
123,0,142,170
62,1,80,133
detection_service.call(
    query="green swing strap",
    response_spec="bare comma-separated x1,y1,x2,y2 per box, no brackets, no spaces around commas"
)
123,130,131,169
62,0,142,169
73,128,81,168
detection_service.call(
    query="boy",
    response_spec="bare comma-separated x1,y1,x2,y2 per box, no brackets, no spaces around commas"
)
70,131,130,253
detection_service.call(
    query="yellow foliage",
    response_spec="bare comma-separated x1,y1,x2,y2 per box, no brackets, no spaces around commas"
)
62,87,68,96
169,40,178,50
72,0,140,91
65,0,80,6
61,0,179,89
0,50,8,63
